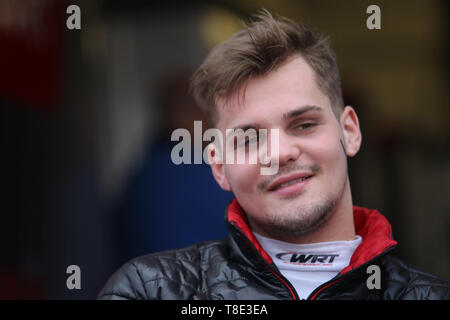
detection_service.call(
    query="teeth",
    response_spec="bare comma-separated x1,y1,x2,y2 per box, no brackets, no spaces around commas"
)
274,176,309,190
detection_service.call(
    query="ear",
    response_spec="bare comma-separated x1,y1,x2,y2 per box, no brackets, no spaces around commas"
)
339,106,362,157
207,143,232,191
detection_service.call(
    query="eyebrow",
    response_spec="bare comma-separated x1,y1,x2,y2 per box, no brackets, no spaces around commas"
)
282,105,323,120
226,105,323,138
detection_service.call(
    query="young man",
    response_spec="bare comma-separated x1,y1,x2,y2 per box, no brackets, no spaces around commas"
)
98,10,450,300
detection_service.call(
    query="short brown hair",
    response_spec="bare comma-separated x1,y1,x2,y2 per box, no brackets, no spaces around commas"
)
190,9,344,125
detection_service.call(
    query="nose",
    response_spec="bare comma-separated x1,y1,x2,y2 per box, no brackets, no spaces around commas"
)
277,130,302,166
262,129,301,168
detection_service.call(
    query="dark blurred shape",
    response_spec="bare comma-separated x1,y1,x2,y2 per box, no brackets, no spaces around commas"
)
114,71,233,264
159,71,210,136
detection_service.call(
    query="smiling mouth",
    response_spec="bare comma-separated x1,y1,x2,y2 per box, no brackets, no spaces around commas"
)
268,175,314,192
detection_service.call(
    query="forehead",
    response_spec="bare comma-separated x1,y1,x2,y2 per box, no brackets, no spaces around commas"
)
215,56,332,129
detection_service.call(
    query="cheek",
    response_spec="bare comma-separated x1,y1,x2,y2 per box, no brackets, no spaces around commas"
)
225,163,261,194
305,131,345,170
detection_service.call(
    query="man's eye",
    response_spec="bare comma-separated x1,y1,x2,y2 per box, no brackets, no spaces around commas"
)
296,122,316,130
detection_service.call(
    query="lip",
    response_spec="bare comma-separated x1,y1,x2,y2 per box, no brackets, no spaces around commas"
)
267,172,314,196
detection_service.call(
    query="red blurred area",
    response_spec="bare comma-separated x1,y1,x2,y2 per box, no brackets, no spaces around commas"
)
0,0,66,111
0,267,44,299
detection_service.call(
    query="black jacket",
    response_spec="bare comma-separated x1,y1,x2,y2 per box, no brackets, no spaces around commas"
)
98,199,450,300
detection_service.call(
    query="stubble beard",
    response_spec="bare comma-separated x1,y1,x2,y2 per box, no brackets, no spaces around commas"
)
255,195,340,242
251,170,348,243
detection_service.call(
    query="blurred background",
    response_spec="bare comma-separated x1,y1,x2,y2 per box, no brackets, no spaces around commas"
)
0,0,449,299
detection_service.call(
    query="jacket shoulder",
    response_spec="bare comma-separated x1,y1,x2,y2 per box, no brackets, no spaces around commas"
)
98,239,229,300
382,255,450,300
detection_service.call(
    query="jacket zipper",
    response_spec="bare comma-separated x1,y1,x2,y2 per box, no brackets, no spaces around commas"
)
230,223,300,300
306,245,397,300
266,264,299,300
307,275,342,300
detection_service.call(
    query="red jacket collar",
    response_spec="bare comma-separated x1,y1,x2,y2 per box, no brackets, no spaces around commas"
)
227,198,397,274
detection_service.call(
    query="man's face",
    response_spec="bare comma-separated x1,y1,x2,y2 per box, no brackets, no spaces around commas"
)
210,56,361,240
